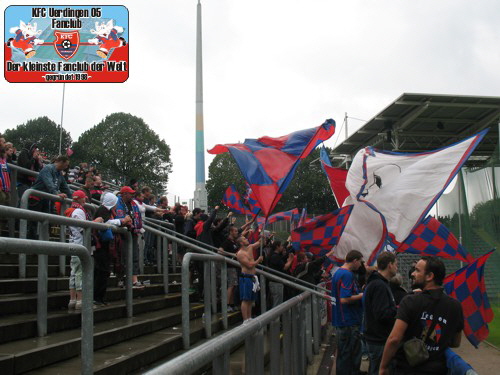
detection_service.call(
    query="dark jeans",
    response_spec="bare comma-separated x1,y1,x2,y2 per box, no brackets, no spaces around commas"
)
93,246,110,302
27,197,50,239
367,342,385,375
335,325,362,375
144,231,156,264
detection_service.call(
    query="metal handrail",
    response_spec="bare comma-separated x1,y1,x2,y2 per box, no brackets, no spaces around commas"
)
0,236,94,375
143,224,331,301
144,217,330,295
144,290,315,375
181,253,228,349
18,188,96,278
1,205,135,319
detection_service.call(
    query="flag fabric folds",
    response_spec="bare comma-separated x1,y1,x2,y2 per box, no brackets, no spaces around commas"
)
208,119,336,217
298,207,307,227
397,216,474,263
222,185,250,215
320,147,349,207
291,205,353,252
256,208,299,227
443,250,495,347
338,130,487,259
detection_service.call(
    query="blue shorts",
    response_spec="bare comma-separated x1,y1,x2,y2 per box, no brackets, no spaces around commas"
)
239,274,257,301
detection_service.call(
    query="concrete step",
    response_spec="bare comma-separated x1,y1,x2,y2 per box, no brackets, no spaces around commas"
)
0,292,196,344
0,283,182,317
0,273,182,295
0,302,207,375
20,312,243,375
0,254,63,265
0,265,71,278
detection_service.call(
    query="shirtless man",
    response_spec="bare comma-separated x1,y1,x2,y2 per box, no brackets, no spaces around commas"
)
236,236,263,323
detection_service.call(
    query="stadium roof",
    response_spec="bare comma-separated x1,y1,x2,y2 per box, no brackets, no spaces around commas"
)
332,93,500,167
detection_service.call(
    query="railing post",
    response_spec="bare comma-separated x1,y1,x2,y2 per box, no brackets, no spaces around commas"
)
163,236,169,294
203,260,212,338
311,294,320,355
126,233,133,318
139,234,145,276
283,309,292,375
59,200,67,277
8,169,17,237
37,220,49,337
211,261,217,314
212,351,229,374
270,318,281,374
291,304,301,374
80,232,94,375
181,254,191,349
260,274,267,315
172,240,178,272
305,296,313,364
156,235,162,274
221,261,228,329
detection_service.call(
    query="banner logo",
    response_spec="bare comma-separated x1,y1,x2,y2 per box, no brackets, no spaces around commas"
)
54,31,80,60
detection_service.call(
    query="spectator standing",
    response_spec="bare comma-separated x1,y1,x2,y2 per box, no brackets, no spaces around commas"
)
379,256,464,375
389,273,408,306
362,251,398,375
267,241,293,307
4,142,16,163
93,192,131,305
331,249,364,375
218,225,240,311
0,146,11,235
16,143,44,199
115,186,144,288
90,175,106,202
236,236,263,323
80,176,94,203
66,190,103,310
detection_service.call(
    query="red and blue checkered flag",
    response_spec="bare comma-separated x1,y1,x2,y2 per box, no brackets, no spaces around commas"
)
444,250,495,348
222,185,250,215
209,119,336,218
256,208,299,227
291,205,353,252
396,216,474,263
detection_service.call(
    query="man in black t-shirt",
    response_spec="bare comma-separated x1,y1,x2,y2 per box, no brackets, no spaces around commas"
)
380,256,464,375
218,225,240,311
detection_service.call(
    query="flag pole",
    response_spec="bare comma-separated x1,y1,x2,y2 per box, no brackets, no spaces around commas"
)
58,83,66,156
260,218,267,257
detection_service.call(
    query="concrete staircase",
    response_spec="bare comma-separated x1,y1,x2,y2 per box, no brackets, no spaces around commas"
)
0,251,242,374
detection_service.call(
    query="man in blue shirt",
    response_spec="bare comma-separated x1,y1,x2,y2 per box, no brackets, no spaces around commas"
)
331,249,364,375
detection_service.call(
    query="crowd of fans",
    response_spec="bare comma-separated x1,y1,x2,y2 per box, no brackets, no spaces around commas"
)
0,134,470,375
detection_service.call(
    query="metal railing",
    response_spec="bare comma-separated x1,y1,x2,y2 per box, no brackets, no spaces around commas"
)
0,213,100,375
144,290,322,375
0,205,135,319
181,253,228,349
143,217,330,295
18,188,96,278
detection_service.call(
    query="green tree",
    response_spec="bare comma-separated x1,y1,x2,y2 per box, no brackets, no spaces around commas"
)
72,113,173,193
3,116,72,159
206,148,338,214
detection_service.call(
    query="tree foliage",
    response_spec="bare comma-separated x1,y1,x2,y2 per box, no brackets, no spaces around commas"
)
72,112,172,193
206,148,338,214
3,116,72,159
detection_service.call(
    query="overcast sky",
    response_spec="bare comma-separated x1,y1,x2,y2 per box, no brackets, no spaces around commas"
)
2,0,500,204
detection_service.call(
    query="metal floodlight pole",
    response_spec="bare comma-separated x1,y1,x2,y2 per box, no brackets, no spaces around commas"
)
59,83,66,156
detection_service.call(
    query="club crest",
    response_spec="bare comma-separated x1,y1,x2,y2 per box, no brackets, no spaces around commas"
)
54,31,80,60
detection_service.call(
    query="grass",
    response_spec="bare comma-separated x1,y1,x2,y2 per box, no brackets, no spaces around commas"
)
487,306,500,347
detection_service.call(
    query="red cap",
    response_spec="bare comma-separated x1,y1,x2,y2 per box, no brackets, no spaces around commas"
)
72,190,87,200
120,186,136,194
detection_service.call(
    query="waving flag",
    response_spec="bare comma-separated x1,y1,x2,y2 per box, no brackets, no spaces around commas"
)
337,130,488,261
291,205,353,253
444,250,495,347
256,208,299,227
320,147,350,207
397,216,474,263
222,185,250,215
208,119,336,217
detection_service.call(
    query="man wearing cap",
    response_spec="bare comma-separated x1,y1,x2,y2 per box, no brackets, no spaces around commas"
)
116,186,144,288
66,190,103,310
